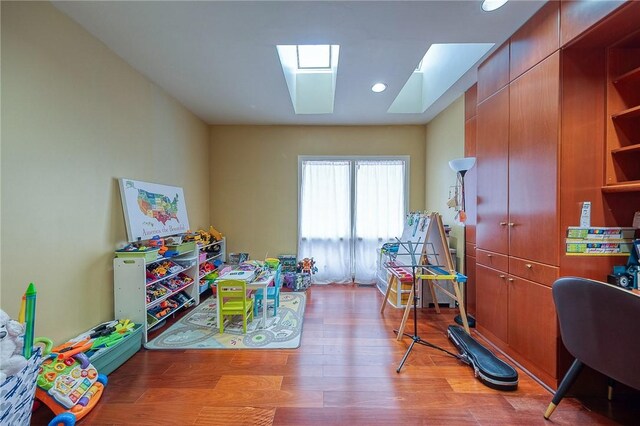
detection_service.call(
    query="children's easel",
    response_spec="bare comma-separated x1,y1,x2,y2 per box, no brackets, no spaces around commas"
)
380,212,470,339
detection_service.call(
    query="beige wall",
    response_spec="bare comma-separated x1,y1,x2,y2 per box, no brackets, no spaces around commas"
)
425,96,465,268
1,2,210,342
210,125,426,257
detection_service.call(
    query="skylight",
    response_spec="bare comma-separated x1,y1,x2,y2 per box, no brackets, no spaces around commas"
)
277,45,340,114
297,45,331,69
388,43,495,114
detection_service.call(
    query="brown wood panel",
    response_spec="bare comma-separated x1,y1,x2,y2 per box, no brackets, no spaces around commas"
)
508,256,559,287
465,254,477,317
510,1,560,81
559,46,626,278
476,249,508,273
465,116,477,244
509,52,560,266
465,242,476,258
476,264,509,343
564,1,640,49
508,276,558,379
464,116,477,158
476,87,509,255
465,83,478,119
477,42,509,102
560,0,626,47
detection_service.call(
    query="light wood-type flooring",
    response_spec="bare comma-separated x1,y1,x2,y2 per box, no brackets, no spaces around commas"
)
31,285,639,425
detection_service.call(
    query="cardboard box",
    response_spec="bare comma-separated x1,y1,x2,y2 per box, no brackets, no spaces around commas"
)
567,227,636,240
565,239,633,254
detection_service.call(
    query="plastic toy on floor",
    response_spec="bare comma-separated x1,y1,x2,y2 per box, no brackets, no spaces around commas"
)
34,337,107,426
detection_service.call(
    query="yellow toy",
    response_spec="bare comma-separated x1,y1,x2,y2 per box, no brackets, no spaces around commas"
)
209,226,223,241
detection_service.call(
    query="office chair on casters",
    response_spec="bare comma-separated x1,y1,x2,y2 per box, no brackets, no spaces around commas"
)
544,277,640,420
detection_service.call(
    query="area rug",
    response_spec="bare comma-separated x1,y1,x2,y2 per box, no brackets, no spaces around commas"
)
145,292,306,349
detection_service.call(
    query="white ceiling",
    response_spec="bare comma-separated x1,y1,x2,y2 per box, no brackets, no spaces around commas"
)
53,1,545,126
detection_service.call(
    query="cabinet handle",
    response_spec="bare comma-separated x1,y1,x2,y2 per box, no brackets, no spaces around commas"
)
487,254,493,258
525,264,532,269
499,222,507,226
508,223,516,227
508,278,515,282
499,274,506,278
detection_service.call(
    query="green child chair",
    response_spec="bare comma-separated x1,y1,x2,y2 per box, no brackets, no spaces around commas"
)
218,279,254,334
254,265,282,317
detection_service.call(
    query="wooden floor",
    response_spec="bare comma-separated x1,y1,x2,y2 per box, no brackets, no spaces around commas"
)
31,285,638,425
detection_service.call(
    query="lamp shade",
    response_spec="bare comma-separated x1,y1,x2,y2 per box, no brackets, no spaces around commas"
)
449,157,476,173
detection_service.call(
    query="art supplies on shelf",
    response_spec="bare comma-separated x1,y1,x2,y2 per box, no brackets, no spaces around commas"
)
566,226,636,240
565,226,637,256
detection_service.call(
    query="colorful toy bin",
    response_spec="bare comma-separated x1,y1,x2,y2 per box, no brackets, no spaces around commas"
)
0,348,41,425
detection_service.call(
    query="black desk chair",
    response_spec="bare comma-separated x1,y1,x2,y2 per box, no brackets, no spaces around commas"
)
545,277,640,420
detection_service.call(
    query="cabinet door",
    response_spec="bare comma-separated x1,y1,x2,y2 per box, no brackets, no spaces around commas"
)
508,276,558,378
509,52,560,266
477,86,509,255
476,264,508,343
464,254,476,317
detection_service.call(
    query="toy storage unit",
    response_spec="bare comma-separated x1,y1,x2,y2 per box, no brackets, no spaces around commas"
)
114,238,226,345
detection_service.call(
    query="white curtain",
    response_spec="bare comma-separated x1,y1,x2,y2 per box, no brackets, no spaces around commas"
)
298,160,352,284
354,160,405,283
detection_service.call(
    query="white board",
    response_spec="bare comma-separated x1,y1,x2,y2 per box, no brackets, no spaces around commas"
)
118,178,190,242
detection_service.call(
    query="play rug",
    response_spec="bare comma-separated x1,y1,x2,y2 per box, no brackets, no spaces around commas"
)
145,292,306,349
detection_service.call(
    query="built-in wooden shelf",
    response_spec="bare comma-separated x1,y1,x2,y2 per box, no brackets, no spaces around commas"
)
613,65,640,84
612,104,640,119
611,143,640,155
602,181,640,193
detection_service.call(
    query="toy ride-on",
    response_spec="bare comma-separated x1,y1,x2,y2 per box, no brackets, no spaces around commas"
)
34,338,107,426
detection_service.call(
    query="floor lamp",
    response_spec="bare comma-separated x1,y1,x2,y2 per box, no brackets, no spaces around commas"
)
449,157,476,328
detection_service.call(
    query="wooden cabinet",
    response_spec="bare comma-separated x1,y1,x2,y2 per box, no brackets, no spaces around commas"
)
510,1,559,82
604,32,640,192
476,264,508,342
477,42,509,104
472,0,638,391
464,84,478,317
508,52,560,265
508,276,558,381
476,86,509,255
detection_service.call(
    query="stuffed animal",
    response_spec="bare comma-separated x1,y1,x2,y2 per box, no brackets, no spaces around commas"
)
0,309,27,383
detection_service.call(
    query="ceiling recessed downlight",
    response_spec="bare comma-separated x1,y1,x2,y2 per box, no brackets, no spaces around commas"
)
482,0,508,12
371,83,387,93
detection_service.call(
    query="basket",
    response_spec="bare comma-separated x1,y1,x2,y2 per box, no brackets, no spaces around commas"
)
115,248,159,262
265,257,280,270
0,348,41,425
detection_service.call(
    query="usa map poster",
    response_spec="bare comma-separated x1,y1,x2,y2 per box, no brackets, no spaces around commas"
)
118,178,190,242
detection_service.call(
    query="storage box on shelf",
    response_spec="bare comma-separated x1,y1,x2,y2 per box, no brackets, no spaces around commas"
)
114,237,226,344
197,237,226,294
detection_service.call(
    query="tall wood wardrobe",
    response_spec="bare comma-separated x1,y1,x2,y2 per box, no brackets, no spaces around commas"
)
464,0,640,390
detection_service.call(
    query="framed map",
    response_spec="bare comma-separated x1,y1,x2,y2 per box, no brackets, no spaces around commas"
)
118,178,190,242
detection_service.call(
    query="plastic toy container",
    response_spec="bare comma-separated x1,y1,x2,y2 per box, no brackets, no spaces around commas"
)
167,241,196,254
89,325,143,375
115,248,159,262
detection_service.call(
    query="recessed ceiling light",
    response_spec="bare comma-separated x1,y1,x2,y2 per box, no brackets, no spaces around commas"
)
482,0,508,12
371,83,387,93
